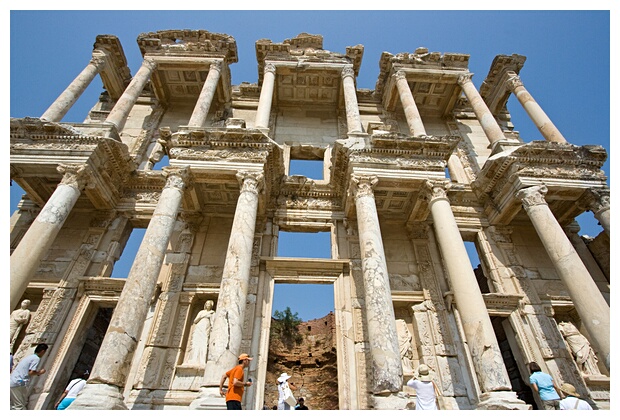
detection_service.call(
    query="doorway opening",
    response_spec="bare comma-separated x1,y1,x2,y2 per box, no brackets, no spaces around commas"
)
265,230,338,409
490,316,537,408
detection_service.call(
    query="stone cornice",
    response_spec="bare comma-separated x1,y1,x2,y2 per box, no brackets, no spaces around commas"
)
479,53,526,115
137,29,238,64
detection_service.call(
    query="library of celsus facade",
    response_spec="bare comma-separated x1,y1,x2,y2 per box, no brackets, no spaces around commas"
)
9,30,610,410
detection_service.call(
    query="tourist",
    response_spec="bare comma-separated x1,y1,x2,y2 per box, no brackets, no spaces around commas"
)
10,343,48,410
559,383,593,410
54,370,90,410
277,372,297,410
528,361,561,410
406,364,440,410
295,397,309,410
219,353,253,410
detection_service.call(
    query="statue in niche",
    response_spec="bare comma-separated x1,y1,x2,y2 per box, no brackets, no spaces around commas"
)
183,300,215,366
395,319,415,376
558,321,601,376
10,300,31,351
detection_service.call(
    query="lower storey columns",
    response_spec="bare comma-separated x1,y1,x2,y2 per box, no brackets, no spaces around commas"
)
190,171,264,410
426,181,525,408
10,164,92,310
351,174,402,394
68,167,190,410
517,185,610,371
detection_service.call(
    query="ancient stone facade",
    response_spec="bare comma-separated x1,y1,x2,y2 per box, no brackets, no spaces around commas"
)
10,30,610,410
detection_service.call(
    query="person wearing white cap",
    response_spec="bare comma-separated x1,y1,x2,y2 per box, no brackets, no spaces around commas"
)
406,364,440,410
276,372,297,410
559,383,593,410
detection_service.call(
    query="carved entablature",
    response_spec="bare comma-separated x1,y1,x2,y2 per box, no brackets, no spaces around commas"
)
93,35,132,100
483,293,524,316
137,29,238,63
479,54,526,115
473,141,608,225
255,33,362,84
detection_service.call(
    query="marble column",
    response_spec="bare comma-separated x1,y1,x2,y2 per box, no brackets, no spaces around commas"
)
254,63,276,129
10,164,92,310
190,171,264,409
394,70,426,136
581,188,610,236
105,57,157,132
457,74,506,147
350,174,402,394
68,167,190,410
516,185,610,371
426,181,513,394
187,61,222,127
341,66,363,133
506,74,567,143
41,55,106,122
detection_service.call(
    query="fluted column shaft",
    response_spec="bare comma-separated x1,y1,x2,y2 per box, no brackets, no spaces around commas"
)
394,71,426,136
187,61,222,127
190,171,263,409
427,181,512,393
341,66,363,133
351,175,402,394
458,74,506,146
68,167,189,409
517,185,609,370
41,55,106,122
105,58,157,131
255,64,276,129
10,164,91,310
506,74,567,143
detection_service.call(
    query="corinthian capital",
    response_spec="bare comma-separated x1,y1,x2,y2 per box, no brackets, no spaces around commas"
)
209,61,223,72
393,70,407,82
163,166,191,190
424,180,451,202
350,174,378,199
516,185,548,209
341,66,355,79
580,188,610,213
237,171,264,195
90,54,107,70
505,74,524,92
457,73,473,86
57,164,93,190
264,63,277,75
143,57,158,71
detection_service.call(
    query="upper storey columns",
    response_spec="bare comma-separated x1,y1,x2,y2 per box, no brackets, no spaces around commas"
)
457,74,507,148
516,185,610,371
10,164,93,310
393,71,426,136
341,66,363,134
506,73,568,143
41,52,107,122
105,57,157,132
254,63,276,129
187,61,223,127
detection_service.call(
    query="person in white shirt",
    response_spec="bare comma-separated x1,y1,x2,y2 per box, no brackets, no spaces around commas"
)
406,364,440,410
559,383,593,410
54,370,90,410
10,344,48,410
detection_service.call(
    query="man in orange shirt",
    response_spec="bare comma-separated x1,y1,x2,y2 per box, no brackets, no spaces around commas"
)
219,353,253,410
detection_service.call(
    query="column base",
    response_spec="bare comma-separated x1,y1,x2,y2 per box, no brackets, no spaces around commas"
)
369,392,415,410
66,383,127,410
188,386,227,410
476,391,531,410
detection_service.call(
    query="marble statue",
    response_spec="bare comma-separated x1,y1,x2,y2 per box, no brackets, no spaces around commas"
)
396,319,415,376
183,300,215,365
558,321,601,376
10,299,31,348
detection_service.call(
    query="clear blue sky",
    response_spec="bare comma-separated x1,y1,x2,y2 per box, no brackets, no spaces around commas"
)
7,8,613,320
